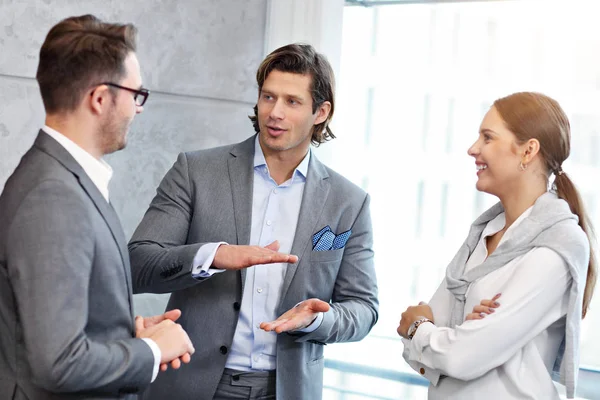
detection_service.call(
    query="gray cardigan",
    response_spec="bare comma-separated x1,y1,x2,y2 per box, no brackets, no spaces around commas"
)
445,192,590,398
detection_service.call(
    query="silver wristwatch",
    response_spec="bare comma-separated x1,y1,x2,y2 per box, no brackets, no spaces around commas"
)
407,316,433,339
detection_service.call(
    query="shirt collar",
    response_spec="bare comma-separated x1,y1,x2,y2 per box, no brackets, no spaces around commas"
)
253,135,310,184
42,125,113,202
482,205,534,241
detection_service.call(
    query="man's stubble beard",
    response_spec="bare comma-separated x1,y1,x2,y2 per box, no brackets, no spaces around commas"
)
99,106,131,155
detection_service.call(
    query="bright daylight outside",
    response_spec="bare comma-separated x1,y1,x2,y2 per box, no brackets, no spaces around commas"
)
320,1,600,399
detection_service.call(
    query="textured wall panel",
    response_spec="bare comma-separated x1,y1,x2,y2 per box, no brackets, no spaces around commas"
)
106,94,255,239
0,77,45,193
0,0,266,103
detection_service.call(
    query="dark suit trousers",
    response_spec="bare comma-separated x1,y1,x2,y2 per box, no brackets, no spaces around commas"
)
213,369,276,400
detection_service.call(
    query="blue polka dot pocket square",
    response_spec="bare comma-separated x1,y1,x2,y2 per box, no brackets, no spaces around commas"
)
312,225,332,247
312,226,352,251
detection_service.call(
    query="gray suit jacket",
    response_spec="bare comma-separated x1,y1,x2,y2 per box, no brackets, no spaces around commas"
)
129,135,379,400
0,132,154,399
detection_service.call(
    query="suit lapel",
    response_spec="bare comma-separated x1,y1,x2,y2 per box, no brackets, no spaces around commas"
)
34,131,135,321
280,154,330,298
228,136,256,287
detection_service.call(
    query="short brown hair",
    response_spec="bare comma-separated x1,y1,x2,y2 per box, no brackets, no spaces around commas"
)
36,14,137,114
494,92,597,318
249,43,336,146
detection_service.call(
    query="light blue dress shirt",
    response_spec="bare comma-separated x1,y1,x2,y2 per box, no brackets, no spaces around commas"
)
191,136,322,371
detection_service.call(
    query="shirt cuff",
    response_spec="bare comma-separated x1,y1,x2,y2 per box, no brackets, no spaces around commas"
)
291,300,325,333
407,322,441,384
411,320,436,356
296,311,324,333
191,242,228,279
402,336,441,386
140,338,161,382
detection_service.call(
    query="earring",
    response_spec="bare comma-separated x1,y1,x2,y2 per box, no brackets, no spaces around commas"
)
519,162,527,171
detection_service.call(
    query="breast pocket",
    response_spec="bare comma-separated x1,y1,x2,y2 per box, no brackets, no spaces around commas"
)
309,248,344,263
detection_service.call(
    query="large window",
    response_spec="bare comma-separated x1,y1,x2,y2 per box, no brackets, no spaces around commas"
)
322,1,600,399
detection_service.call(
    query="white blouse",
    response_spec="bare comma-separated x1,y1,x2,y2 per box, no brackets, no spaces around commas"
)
402,208,571,399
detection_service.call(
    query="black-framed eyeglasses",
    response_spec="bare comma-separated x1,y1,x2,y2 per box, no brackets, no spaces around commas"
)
101,82,150,106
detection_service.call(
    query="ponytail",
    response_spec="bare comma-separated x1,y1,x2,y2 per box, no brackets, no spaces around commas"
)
555,172,597,318
493,91,596,318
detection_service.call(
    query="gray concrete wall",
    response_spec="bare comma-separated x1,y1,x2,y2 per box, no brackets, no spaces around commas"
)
0,0,267,316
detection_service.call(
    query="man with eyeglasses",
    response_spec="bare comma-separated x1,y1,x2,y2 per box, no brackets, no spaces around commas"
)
0,15,195,399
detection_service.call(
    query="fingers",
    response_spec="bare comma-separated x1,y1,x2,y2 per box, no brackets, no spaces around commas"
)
260,316,305,333
163,309,182,322
465,296,502,321
134,316,145,337
151,321,195,364
302,298,330,313
473,305,495,314
259,319,289,332
180,352,192,364
259,322,272,331
286,254,299,264
313,302,330,313
465,312,483,321
404,302,434,321
264,241,300,265
247,253,297,266
170,358,182,369
480,293,502,308
262,299,329,333
396,316,410,339
214,245,298,270
259,321,276,332
260,304,325,334
142,309,182,331
271,319,300,334
264,241,280,251
160,353,191,372
258,252,299,265
136,317,173,339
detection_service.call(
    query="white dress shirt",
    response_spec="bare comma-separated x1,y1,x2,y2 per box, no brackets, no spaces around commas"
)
191,136,322,371
42,126,161,382
43,126,113,201
403,207,571,399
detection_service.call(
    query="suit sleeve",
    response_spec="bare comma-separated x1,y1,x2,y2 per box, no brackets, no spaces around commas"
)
296,193,379,344
6,180,154,394
129,152,207,294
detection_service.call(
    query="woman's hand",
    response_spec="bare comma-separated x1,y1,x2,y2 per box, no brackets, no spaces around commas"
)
397,302,434,339
465,293,502,321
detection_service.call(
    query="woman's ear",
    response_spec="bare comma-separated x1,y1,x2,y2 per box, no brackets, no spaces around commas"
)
523,138,540,163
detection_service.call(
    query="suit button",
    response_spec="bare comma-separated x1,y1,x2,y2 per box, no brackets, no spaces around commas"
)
232,375,240,382
220,346,228,354
419,368,425,375
233,302,241,311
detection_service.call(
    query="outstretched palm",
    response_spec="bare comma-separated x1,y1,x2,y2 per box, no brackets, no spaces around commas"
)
260,298,331,333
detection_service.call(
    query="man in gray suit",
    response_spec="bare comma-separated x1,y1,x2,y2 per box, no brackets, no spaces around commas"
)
129,43,379,400
0,15,197,399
